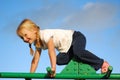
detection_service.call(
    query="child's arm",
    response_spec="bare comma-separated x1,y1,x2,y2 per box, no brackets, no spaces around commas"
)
47,37,56,77
30,49,41,73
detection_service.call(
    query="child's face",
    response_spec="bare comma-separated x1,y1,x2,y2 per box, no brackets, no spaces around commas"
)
19,28,37,44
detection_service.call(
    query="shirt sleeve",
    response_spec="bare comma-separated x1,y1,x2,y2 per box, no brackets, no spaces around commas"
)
42,30,53,43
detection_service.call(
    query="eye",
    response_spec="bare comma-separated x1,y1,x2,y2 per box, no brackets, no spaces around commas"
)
24,34,27,37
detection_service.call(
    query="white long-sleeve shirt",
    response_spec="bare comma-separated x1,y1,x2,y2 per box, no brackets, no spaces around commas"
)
39,29,74,53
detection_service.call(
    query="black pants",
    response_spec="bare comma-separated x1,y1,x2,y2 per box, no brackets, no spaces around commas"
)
57,31,104,71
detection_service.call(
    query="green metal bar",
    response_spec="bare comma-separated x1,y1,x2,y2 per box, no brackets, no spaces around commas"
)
0,72,120,79
0,72,47,79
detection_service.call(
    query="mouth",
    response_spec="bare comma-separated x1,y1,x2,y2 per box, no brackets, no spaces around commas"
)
24,40,29,43
24,39,30,43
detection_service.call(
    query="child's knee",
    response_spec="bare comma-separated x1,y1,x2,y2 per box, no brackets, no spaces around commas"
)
57,53,70,65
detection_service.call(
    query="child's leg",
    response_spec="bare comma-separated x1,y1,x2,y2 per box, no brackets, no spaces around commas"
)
72,31,104,71
56,53,70,65
73,49,104,70
57,46,73,65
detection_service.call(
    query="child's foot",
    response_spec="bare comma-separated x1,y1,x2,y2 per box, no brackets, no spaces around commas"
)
101,61,110,73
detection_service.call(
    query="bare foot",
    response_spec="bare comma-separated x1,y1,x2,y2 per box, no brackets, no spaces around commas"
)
101,61,110,73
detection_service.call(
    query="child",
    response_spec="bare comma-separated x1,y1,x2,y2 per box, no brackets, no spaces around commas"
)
16,19,110,77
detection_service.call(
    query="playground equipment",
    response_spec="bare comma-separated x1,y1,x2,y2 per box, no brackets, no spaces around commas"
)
0,58,120,80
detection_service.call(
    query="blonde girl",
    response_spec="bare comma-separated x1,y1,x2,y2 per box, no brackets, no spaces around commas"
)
16,19,110,77
16,19,56,77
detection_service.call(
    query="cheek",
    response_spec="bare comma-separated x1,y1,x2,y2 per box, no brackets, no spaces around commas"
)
31,34,37,40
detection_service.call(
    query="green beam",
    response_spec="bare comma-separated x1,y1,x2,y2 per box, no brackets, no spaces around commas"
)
0,72,120,79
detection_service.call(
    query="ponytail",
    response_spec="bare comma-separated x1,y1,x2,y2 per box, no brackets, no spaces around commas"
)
29,26,42,56
29,44,34,56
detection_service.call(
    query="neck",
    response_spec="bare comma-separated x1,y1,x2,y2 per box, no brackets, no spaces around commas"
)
34,37,43,49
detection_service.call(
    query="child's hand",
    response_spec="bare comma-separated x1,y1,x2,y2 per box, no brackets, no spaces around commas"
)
49,69,56,78
47,67,56,78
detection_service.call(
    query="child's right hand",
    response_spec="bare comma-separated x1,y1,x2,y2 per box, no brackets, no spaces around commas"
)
49,69,56,78
47,67,56,78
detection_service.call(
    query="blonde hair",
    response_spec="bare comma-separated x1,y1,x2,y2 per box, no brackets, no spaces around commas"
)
16,19,42,56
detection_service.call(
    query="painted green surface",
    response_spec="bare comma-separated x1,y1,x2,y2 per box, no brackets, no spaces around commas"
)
0,58,119,79
61,58,96,75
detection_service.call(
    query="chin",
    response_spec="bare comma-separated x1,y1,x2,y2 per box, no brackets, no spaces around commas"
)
29,41,34,44
29,42,32,44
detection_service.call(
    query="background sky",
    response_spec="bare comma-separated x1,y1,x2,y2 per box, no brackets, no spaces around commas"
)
0,0,120,80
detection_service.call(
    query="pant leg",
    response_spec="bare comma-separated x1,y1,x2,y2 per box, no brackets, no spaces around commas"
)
74,50,104,70
72,31,104,70
57,53,70,65
57,46,74,65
